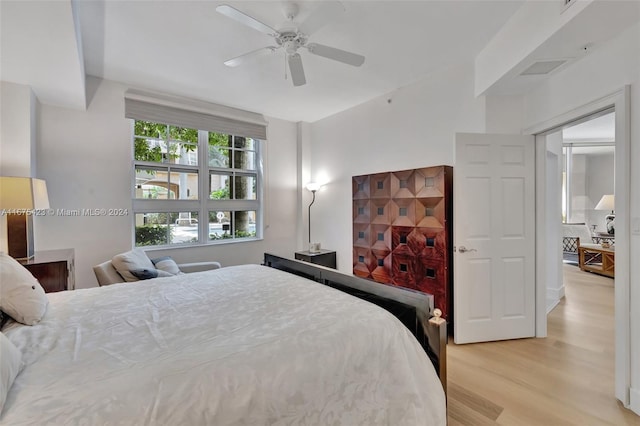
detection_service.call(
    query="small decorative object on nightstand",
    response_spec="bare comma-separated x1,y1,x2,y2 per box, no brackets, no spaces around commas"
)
18,249,75,293
295,249,336,269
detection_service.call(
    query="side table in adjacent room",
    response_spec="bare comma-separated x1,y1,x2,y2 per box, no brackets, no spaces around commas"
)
578,245,614,278
294,249,337,269
19,249,75,293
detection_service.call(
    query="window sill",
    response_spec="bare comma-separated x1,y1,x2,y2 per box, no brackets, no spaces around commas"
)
140,236,264,252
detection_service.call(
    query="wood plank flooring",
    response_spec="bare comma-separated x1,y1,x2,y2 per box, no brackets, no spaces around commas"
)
446,264,640,425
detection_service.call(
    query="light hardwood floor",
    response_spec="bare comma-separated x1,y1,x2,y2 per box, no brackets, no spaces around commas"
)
446,264,640,425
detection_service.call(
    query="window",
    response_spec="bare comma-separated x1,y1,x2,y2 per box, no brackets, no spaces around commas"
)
126,91,266,248
132,121,262,247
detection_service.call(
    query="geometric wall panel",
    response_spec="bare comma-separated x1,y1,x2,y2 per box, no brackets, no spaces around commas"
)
353,165,453,322
353,247,374,279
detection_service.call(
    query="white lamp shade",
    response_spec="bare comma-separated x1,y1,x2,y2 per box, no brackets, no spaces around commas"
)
594,194,614,211
306,182,321,192
0,177,50,209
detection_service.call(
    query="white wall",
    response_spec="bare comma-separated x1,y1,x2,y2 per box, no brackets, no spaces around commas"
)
522,22,640,414
0,81,38,252
36,77,298,288
545,131,563,313
308,61,486,271
0,81,37,177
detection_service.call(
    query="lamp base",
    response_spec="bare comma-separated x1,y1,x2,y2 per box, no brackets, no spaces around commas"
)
7,214,34,260
605,214,615,235
309,242,321,253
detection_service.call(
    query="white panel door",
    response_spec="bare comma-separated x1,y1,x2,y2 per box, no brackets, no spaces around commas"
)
454,133,535,344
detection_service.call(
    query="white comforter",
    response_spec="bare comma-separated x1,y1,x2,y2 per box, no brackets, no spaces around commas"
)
2,264,446,425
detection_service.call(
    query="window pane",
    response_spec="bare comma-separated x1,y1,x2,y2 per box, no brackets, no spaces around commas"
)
171,141,198,166
164,126,198,166
134,137,166,163
135,212,199,247
169,126,198,143
210,173,230,199
135,167,169,199
169,170,198,200
171,211,199,244
237,150,256,171
208,210,256,241
208,211,232,240
134,121,167,139
234,211,257,239
231,174,256,200
231,139,256,170
209,132,230,167
135,213,170,246
242,138,256,150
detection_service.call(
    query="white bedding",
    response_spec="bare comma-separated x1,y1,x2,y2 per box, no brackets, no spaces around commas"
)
1,264,446,425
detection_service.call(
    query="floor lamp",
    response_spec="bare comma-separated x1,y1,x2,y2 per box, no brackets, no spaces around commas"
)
0,177,50,259
306,182,321,252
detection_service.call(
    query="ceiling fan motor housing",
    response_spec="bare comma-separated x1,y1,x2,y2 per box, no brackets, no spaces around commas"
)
277,31,307,54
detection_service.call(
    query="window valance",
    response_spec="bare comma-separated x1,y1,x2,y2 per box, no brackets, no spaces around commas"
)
124,89,267,140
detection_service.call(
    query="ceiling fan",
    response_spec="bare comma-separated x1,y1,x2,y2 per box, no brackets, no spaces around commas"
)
216,2,365,87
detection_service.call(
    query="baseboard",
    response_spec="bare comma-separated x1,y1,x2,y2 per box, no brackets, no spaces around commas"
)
630,387,640,415
546,298,560,314
545,286,565,314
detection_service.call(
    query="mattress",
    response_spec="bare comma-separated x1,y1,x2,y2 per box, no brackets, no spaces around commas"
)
2,264,446,425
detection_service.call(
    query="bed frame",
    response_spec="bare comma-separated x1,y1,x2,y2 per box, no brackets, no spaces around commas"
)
263,253,447,393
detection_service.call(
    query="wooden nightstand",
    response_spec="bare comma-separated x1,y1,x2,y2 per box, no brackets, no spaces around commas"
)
294,250,336,269
19,249,75,293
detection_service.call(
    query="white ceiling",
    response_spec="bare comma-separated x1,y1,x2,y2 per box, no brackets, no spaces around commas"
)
563,112,615,143
2,0,525,123
0,0,87,109
563,111,615,155
4,1,636,123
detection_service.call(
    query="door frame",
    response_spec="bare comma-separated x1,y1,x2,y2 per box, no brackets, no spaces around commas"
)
525,86,630,406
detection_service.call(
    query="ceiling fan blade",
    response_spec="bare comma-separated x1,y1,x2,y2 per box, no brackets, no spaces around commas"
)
298,1,345,36
287,53,306,87
223,46,278,67
306,43,365,67
216,4,278,36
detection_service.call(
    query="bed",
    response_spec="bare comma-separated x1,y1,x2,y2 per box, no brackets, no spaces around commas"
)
1,254,447,425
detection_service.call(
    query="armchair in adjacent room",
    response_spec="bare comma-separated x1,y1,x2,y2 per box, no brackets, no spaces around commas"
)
562,224,598,264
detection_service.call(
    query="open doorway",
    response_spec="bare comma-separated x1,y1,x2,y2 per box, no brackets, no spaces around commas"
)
538,110,616,314
532,88,630,407
558,111,615,305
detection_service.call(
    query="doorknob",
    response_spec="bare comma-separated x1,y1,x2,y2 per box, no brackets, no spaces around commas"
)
458,246,476,253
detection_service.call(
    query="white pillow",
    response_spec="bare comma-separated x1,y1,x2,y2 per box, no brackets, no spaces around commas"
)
111,249,156,282
151,256,183,275
0,254,48,325
0,332,24,415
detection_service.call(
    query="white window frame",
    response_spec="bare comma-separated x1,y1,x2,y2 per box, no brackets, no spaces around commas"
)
131,123,263,248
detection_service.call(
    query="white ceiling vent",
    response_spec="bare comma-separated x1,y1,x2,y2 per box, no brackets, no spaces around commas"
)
520,60,568,76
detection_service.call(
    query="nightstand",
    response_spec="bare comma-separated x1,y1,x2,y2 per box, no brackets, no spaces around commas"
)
19,249,75,293
294,249,336,269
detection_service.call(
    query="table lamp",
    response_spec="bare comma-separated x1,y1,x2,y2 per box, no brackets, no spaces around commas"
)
594,194,614,235
0,177,50,259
